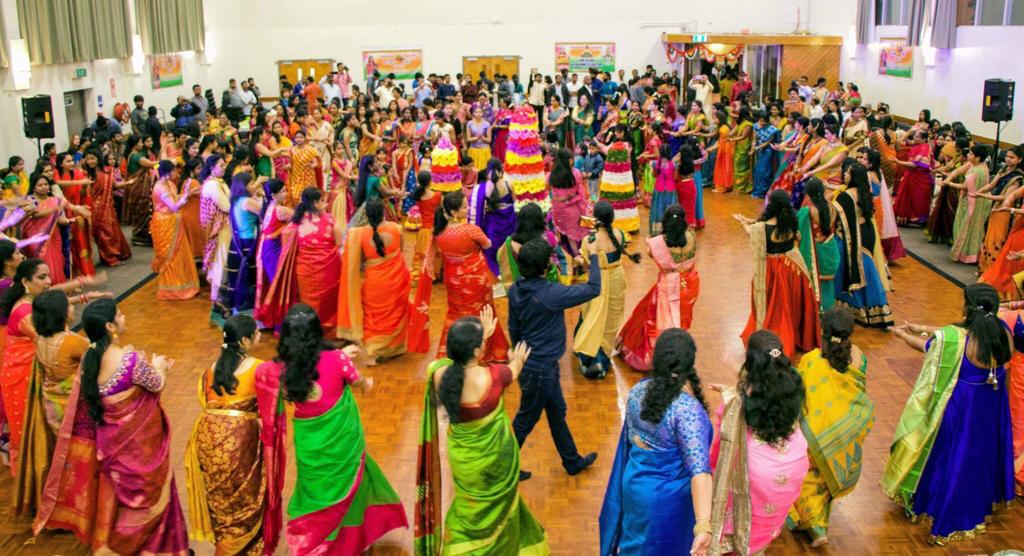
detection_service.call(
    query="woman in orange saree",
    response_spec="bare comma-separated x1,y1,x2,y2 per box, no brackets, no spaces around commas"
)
287,130,321,206
616,206,700,372
184,315,267,554
431,190,509,363
150,161,200,301
34,299,189,555
180,158,207,261
54,153,95,278
977,148,1024,273
338,197,411,365
83,151,131,267
712,111,735,193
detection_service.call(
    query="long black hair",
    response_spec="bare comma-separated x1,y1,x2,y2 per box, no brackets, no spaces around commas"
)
412,170,432,202
962,283,1011,367
804,177,831,231
484,158,504,213
198,154,224,182
511,202,546,244
434,190,465,236
31,289,70,337
278,304,332,402
741,330,804,447
1,258,45,318
437,316,483,423
224,145,251,179
212,314,257,396
641,328,706,423
593,201,641,263
81,299,118,422
847,162,874,219
0,239,19,276
355,155,375,207
365,196,386,257
229,172,253,205
661,204,688,248
759,189,798,239
821,306,855,372
549,148,575,190
291,187,323,223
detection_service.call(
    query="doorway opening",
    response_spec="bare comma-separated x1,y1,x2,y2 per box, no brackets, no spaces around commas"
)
63,90,88,144
462,56,521,81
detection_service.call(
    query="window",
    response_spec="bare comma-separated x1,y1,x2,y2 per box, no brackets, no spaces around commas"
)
964,0,1024,24
876,0,910,25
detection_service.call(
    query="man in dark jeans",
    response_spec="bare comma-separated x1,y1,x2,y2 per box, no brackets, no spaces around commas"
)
508,238,600,480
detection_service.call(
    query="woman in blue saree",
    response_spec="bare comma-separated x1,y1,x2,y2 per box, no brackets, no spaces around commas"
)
213,172,263,326
886,284,1016,544
600,328,712,555
468,158,516,277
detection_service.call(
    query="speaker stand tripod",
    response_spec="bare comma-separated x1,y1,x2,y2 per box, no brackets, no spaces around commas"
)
991,121,1005,173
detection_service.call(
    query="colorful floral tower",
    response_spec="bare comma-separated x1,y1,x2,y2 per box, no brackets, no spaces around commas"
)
431,136,462,194
504,106,548,212
599,141,640,233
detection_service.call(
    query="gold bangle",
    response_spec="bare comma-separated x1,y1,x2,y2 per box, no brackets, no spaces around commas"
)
693,520,712,536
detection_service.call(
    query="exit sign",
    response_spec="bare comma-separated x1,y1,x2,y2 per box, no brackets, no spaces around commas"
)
74,68,87,79
692,34,708,43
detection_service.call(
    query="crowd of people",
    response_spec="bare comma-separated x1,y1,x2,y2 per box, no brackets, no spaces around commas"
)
0,57,1019,555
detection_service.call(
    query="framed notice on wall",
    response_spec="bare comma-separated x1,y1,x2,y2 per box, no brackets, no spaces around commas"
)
362,49,423,80
878,38,913,78
555,42,615,73
150,53,184,89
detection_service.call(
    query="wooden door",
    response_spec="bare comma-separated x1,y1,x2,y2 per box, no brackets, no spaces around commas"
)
463,56,521,80
462,57,488,81
493,56,520,79
277,59,335,97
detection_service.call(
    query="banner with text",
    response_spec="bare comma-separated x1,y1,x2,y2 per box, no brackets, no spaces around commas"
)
555,42,616,73
362,49,424,80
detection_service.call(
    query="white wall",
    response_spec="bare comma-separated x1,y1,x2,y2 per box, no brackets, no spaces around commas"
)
845,25,1023,145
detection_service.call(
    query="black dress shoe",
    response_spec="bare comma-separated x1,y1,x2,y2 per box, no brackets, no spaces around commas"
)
566,452,598,476
519,470,532,481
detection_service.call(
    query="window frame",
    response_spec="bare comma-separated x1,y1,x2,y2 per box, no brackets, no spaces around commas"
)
974,0,1017,25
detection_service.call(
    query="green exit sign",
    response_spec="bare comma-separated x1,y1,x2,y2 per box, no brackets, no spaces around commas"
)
74,68,87,78
692,34,708,43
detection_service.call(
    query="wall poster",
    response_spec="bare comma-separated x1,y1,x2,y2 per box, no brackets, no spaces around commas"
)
150,53,184,89
878,38,913,78
555,42,616,73
362,49,424,80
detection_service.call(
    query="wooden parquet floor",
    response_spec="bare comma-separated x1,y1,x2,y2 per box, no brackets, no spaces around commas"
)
2,190,1023,555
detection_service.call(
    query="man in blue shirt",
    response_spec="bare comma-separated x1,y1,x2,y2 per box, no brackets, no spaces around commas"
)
508,238,601,479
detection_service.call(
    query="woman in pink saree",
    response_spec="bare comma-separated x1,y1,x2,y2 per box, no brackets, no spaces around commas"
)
256,305,407,554
22,175,84,285
34,299,188,555
709,330,809,555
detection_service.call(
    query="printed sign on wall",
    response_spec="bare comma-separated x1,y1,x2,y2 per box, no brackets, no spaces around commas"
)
555,42,616,73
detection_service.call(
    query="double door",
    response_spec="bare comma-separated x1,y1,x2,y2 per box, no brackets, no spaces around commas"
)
462,56,521,80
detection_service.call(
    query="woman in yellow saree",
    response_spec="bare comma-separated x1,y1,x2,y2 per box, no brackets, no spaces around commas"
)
787,307,875,547
150,161,200,301
337,197,411,365
185,314,267,555
415,312,549,555
287,130,322,206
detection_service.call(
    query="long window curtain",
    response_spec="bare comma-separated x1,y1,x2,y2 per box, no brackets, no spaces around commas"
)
931,0,958,48
907,0,929,46
135,0,205,55
0,5,9,68
16,0,130,65
855,0,874,44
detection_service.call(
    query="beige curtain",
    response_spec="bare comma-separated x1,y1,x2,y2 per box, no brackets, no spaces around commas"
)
136,0,205,55
16,0,130,65
931,0,958,49
0,4,8,67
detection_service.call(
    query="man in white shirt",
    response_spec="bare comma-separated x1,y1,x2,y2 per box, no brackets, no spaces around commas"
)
566,73,582,108
321,73,342,106
238,81,257,116
797,76,814,104
688,75,713,118
808,97,825,119
375,75,395,106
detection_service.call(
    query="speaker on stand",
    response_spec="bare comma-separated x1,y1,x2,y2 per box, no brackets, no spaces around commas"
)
982,79,1015,171
21,95,55,159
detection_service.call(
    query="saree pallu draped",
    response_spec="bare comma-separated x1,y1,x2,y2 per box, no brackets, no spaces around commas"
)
999,309,1024,494
893,148,934,227
184,362,266,554
981,210,1012,274
1,306,34,474
337,225,411,361
732,122,753,193
297,215,341,336
924,182,959,244
89,169,132,266
708,389,752,556
416,360,549,555
151,204,201,301
834,192,894,328
574,248,627,368
713,127,735,192
871,177,907,262
436,247,510,363
741,222,820,358
980,216,1024,301
949,166,992,264
59,183,96,277
94,382,189,554
797,206,840,312
616,234,699,372
13,359,54,516
600,425,695,555
787,350,874,540
21,197,66,284
257,370,407,555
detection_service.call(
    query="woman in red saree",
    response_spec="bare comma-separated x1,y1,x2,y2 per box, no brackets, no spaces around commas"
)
892,130,935,227
736,190,821,358
21,175,73,285
54,152,95,278
616,205,700,371
34,299,188,555
338,197,411,365
83,150,131,266
431,190,509,363
255,306,407,554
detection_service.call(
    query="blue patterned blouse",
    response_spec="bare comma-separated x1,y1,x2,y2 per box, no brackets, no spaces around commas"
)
625,379,713,475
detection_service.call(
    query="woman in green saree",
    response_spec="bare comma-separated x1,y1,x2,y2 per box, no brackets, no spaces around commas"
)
797,178,841,312
415,308,549,555
731,106,755,194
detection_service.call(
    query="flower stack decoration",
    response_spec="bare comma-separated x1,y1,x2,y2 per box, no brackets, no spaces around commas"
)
504,106,548,212
430,136,462,193
598,141,640,233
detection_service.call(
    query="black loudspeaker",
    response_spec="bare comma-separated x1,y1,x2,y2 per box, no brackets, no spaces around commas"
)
22,95,55,139
982,79,1014,123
